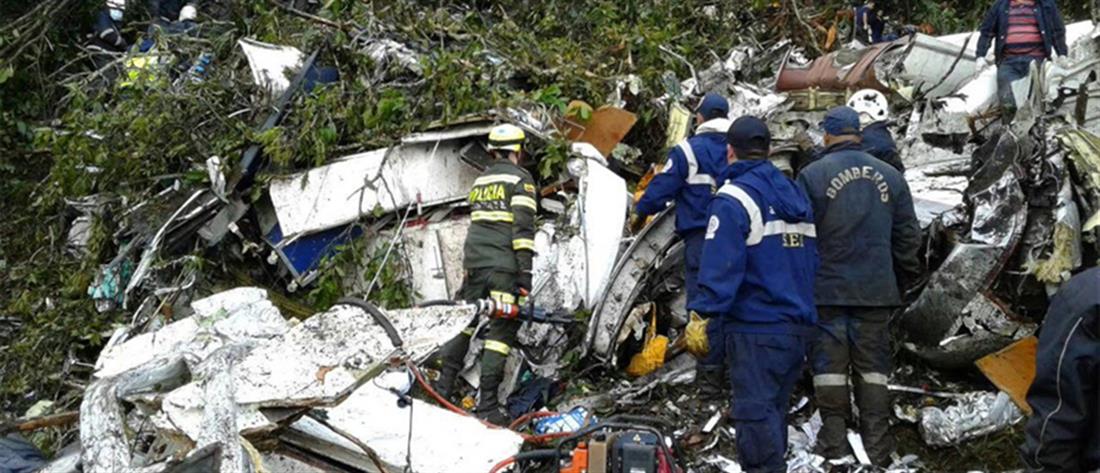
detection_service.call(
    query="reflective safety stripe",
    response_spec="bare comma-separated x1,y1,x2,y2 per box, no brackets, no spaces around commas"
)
512,238,536,251
485,340,511,356
511,195,537,210
677,141,718,188
1035,316,1087,465
813,374,849,387
717,184,764,245
490,291,516,305
860,372,889,386
471,210,514,223
461,328,475,336
473,174,521,186
762,221,817,238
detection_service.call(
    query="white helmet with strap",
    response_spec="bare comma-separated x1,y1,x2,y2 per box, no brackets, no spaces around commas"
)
847,89,890,126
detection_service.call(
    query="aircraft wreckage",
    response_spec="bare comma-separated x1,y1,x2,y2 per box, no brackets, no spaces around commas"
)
15,18,1100,473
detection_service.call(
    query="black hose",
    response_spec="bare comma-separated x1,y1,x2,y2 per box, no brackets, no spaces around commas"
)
334,297,403,348
416,299,462,308
511,449,560,464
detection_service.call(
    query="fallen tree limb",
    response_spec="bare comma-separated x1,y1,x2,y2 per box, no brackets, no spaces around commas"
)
0,411,80,434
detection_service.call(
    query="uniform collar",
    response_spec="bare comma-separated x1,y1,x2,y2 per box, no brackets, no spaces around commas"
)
696,118,732,135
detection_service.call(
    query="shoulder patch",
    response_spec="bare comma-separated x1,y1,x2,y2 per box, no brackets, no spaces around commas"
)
523,183,536,193
705,215,720,240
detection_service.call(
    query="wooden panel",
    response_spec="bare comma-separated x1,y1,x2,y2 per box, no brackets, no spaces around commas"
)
975,336,1038,415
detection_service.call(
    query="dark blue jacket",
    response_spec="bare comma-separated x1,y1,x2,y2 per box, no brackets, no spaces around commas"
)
688,160,818,334
796,142,921,307
636,119,731,235
855,6,885,44
976,0,1068,63
861,122,904,173
1022,268,1100,472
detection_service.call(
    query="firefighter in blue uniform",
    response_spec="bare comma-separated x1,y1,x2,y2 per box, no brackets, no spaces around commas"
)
689,117,819,472
1021,268,1099,472
635,92,731,397
796,107,922,466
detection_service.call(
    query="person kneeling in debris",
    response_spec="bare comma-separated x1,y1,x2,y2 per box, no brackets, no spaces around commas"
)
796,106,922,466
847,89,904,173
688,116,819,472
435,124,538,425
636,92,731,398
975,0,1068,124
1020,268,1099,472
93,0,200,51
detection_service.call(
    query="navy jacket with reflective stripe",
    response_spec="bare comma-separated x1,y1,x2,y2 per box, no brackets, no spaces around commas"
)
636,119,731,234
688,160,819,333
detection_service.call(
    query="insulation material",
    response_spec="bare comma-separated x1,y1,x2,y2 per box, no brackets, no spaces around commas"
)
316,372,524,472
238,38,304,94
919,392,1024,446
268,141,482,237
94,287,287,378
232,304,476,407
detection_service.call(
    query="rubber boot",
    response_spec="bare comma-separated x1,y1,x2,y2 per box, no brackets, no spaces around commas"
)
434,332,472,402
856,382,895,466
475,349,510,426
698,364,725,401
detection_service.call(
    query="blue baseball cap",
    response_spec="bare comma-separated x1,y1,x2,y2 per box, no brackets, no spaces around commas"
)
696,93,730,120
821,106,862,136
726,116,771,158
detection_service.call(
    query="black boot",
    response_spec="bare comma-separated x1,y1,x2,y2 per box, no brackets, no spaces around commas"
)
698,364,726,400
475,348,511,426
434,331,472,403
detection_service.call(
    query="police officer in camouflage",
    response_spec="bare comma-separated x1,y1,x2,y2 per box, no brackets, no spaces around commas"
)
436,124,538,425
796,107,922,466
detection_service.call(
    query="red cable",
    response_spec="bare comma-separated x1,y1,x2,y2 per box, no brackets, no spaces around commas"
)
488,456,517,473
406,361,574,444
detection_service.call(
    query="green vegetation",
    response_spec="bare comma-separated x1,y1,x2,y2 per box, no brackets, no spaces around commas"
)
0,0,1092,454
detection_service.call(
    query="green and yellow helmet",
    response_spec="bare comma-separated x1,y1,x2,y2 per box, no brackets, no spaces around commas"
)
487,124,526,153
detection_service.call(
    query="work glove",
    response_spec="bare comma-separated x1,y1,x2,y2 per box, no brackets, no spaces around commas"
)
516,272,532,306
685,311,710,358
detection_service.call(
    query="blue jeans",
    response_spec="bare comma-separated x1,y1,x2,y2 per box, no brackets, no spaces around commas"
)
727,331,809,473
996,56,1041,116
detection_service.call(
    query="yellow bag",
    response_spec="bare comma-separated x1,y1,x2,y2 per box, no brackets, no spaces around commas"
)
685,311,710,358
625,307,669,377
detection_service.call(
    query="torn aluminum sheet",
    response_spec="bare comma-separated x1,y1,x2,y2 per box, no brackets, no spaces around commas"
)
531,155,627,312
238,38,304,95
727,83,789,119
889,33,982,99
703,455,743,473
919,391,1023,447
94,287,287,378
901,132,1030,367
901,144,970,227
81,355,191,473
585,208,679,362
1027,163,1082,286
304,371,524,472
268,134,484,238
231,304,476,407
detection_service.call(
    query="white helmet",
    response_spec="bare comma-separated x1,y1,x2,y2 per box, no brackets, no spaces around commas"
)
847,89,889,126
